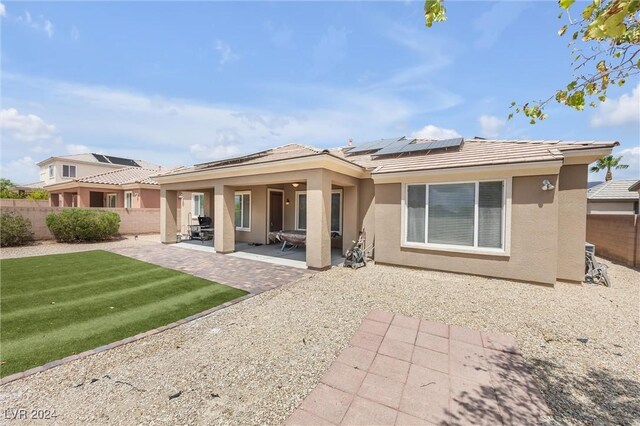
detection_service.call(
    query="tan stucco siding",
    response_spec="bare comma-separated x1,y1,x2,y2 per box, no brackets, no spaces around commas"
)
373,175,560,285
234,186,267,244
556,165,588,282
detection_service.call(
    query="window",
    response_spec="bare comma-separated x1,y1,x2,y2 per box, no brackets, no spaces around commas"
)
124,191,133,209
234,191,251,230
405,181,505,251
48,165,55,179
106,193,117,208
62,165,76,178
192,193,205,217
296,190,343,234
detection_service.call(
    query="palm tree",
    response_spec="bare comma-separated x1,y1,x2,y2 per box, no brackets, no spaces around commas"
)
590,155,629,181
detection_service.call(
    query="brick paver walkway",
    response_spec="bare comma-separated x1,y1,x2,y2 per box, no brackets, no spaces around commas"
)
111,244,312,294
287,311,550,425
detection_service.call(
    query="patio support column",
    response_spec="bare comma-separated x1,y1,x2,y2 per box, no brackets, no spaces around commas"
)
214,184,235,253
306,170,332,270
342,185,359,256
160,188,178,244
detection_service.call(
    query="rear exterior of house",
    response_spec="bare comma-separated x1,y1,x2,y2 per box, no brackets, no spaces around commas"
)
155,139,617,285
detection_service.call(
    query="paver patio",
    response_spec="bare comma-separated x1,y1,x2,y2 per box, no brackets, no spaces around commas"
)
111,244,312,294
287,310,550,425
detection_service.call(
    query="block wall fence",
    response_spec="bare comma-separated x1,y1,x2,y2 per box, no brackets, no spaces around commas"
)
586,214,640,267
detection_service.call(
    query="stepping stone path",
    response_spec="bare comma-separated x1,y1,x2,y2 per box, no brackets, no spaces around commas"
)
286,310,550,425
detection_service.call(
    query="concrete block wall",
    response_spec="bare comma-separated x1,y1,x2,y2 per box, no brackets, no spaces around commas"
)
0,204,160,240
586,214,639,267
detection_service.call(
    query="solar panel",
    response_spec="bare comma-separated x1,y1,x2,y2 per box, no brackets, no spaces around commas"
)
374,138,463,156
347,137,405,154
104,155,140,167
92,153,109,163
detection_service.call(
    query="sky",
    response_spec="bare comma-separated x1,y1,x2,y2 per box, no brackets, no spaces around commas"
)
1,1,638,184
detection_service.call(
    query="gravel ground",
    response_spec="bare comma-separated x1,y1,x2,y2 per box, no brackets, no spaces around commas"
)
0,234,160,259
1,257,638,425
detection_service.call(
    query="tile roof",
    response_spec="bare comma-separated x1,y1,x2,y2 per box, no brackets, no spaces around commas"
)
587,180,640,200
629,180,640,192
74,167,163,185
157,138,618,178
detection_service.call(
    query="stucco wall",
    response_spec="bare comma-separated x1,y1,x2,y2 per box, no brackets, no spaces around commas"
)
587,200,637,215
556,165,588,282
41,160,122,186
374,175,560,285
586,214,639,266
138,188,160,208
0,206,160,240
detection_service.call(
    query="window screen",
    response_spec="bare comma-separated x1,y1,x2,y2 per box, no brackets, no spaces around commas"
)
478,181,504,248
407,185,426,243
427,183,475,246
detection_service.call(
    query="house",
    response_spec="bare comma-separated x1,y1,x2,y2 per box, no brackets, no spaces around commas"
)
37,153,159,186
630,180,640,195
154,138,617,285
587,180,640,214
46,167,164,208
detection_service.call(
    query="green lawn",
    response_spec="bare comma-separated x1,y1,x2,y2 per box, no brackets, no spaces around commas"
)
0,250,247,377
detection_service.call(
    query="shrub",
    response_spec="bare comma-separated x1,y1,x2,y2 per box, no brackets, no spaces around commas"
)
46,209,121,243
0,212,34,247
27,189,49,200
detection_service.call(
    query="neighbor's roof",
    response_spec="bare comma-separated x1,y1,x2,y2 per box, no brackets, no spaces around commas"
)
629,180,640,192
74,167,164,186
156,139,618,178
36,153,160,169
588,180,640,200
14,181,45,190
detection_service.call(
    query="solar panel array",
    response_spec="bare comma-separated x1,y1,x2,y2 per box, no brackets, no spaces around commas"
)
92,153,140,167
347,137,406,154
374,137,463,156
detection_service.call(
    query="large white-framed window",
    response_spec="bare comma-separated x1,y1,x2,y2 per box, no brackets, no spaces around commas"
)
295,189,343,234
48,165,55,179
106,193,117,208
404,180,506,253
234,191,251,231
192,192,205,217
62,164,77,178
124,191,133,209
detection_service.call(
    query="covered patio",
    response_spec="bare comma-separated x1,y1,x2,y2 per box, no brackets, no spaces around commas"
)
156,150,371,271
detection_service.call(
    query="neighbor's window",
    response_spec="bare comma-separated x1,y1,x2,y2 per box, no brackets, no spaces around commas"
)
106,193,117,208
62,165,76,178
234,191,251,231
48,165,55,179
296,190,343,234
406,181,504,250
124,191,133,209
192,193,205,217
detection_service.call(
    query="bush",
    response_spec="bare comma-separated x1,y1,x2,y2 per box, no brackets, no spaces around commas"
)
46,209,121,243
0,212,34,247
27,189,49,200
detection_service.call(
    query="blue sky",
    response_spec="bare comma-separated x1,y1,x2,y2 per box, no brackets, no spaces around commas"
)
1,1,638,184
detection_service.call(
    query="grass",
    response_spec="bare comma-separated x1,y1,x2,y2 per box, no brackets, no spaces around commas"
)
0,250,248,378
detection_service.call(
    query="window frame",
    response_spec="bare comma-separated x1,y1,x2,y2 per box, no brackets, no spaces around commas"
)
192,192,205,217
48,165,55,179
124,191,133,209
295,189,343,234
234,191,251,231
62,164,77,178
402,179,509,256
106,193,117,208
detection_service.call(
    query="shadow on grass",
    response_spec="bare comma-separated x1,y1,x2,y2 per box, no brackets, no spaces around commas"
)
444,349,639,425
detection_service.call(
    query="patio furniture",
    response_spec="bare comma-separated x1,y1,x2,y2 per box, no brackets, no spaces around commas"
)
189,216,214,243
270,230,340,251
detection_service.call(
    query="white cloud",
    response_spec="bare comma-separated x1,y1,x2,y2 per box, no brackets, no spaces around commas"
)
591,84,640,127
0,3,6,18
214,40,238,66
0,108,57,142
0,156,39,184
478,115,506,138
190,143,242,161
65,144,91,154
410,125,461,140
263,20,293,48
15,10,54,38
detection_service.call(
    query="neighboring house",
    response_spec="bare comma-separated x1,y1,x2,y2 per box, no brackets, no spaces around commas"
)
587,180,639,214
627,180,640,198
46,167,164,208
155,138,617,285
37,153,159,186
13,181,45,195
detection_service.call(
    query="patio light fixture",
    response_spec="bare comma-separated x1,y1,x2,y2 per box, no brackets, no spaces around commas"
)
541,179,555,191
286,198,290,206
292,182,299,187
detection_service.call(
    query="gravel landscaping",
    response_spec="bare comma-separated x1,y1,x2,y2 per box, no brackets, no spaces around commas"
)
0,257,638,425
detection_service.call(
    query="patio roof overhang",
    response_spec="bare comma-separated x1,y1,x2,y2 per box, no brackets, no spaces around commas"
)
154,153,369,188
45,181,158,192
